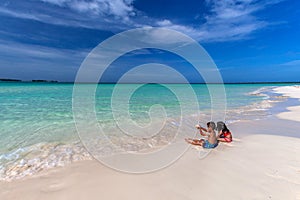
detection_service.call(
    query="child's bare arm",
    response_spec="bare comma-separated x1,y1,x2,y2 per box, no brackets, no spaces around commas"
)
217,130,222,137
200,127,208,132
199,127,209,136
195,125,209,136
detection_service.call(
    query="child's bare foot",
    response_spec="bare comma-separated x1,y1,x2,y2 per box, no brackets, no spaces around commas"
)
185,138,192,143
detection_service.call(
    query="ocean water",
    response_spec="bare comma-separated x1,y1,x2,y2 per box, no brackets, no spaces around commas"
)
0,82,289,180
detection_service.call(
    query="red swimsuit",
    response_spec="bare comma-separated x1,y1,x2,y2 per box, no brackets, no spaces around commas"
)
221,131,232,142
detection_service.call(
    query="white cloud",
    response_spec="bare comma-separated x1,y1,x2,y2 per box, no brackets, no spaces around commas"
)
0,39,88,81
0,0,136,31
41,0,135,19
0,39,87,60
156,20,172,26
40,0,70,6
0,7,39,21
155,0,283,42
281,60,300,66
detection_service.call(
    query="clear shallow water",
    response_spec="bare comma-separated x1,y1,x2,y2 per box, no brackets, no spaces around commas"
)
0,82,289,180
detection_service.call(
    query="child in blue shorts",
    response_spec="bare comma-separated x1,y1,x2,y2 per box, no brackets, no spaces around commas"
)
185,121,218,149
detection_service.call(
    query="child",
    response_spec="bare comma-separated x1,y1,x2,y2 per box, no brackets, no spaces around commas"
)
216,121,233,143
185,121,218,149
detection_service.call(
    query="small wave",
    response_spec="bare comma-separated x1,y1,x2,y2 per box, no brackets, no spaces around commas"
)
0,148,27,162
247,86,274,98
0,142,92,181
234,86,291,121
0,119,190,181
226,98,277,122
224,119,241,125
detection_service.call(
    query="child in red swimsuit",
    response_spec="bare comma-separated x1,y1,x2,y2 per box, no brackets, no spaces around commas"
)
217,121,232,143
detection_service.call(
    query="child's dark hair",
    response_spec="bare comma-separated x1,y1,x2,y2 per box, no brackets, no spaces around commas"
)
207,121,216,130
217,121,229,132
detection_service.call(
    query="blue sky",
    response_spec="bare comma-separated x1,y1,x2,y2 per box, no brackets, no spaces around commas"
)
0,0,299,83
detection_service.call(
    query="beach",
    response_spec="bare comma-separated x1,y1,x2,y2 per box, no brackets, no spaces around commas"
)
0,84,300,199
2,0,300,199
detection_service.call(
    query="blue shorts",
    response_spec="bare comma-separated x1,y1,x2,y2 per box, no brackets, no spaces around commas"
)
203,140,218,149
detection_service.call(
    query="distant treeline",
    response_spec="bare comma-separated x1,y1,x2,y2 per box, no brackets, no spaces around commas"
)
0,78,22,82
31,80,58,83
0,78,58,83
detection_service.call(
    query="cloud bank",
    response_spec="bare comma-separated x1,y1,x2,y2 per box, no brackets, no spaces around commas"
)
156,0,284,42
0,0,284,42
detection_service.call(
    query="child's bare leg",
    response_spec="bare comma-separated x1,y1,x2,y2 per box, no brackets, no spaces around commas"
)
185,138,198,145
185,138,204,146
218,138,227,142
196,139,204,146
185,138,193,144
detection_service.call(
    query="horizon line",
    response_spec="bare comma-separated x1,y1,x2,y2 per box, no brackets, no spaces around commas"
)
0,78,299,85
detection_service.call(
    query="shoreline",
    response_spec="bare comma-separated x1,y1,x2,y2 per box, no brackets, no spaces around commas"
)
1,85,300,199
274,86,300,123
1,122,299,199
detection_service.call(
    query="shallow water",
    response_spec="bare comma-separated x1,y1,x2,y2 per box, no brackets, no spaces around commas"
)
0,82,292,180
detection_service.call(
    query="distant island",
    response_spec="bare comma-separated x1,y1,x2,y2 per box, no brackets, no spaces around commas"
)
0,78,22,82
31,80,58,83
0,78,58,83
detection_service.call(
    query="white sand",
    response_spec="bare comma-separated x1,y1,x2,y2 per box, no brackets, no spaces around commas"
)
1,133,300,199
277,106,300,122
273,85,300,99
274,85,300,122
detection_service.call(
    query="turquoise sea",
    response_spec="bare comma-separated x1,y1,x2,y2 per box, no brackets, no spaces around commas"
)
0,82,290,180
